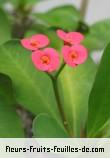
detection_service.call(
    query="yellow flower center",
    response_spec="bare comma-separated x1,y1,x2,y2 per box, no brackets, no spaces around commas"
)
64,37,73,46
69,51,78,60
67,37,72,43
41,55,50,65
31,40,39,47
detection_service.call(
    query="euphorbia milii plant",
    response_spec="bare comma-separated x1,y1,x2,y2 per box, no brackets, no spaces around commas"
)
21,30,88,137
0,0,110,139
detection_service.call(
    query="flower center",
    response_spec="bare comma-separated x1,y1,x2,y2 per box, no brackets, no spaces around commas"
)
64,41,71,46
41,55,50,65
67,38,72,43
31,40,39,47
64,37,73,46
69,51,78,60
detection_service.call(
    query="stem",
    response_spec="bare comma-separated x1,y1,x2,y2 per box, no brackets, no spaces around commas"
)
55,62,65,78
12,5,33,38
80,0,89,19
52,78,73,137
47,63,73,137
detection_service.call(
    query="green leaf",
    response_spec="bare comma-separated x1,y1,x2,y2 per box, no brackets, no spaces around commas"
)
0,8,11,44
83,19,110,51
33,114,68,138
87,43,110,137
0,40,61,125
57,59,96,137
25,24,48,36
35,5,81,31
0,73,24,137
41,29,63,50
102,120,110,137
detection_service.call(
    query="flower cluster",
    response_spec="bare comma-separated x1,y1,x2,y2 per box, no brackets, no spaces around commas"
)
21,30,88,72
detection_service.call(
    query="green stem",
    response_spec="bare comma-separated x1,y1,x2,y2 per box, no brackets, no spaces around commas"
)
55,62,65,78
80,0,89,19
47,64,73,137
52,78,73,137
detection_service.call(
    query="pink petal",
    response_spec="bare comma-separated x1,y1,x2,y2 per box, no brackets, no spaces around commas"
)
66,32,84,45
21,38,37,51
32,48,60,72
44,48,60,72
56,29,67,40
71,45,88,64
32,50,49,71
31,34,50,48
62,45,70,60
62,45,76,67
62,45,88,67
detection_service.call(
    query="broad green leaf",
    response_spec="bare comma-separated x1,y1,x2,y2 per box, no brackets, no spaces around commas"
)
0,73,24,137
0,8,11,44
33,114,68,138
35,5,81,31
103,120,110,137
25,24,48,36
87,43,110,137
0,40,61,125
57,59,96,137
96,120,110,137
83,19,110,51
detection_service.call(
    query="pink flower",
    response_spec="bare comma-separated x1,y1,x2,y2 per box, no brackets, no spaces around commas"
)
32,48,60,72
57,29,84,45
21,34,50,51
62,45,88,67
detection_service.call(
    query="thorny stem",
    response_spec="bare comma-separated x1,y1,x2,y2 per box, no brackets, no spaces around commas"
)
47,64,73,137
12,5,33,38
80,0,89,19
